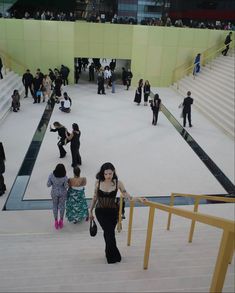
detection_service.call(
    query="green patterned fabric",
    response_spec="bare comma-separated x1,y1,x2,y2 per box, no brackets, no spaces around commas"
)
66,187,88,223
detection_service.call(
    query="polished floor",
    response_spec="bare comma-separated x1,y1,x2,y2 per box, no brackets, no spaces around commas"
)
0,82,234,210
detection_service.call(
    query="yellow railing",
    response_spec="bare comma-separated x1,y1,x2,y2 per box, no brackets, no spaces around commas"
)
172,41,234,89
117,194,124,232
0,47,26,75
167,192,235,244
127,196,235,293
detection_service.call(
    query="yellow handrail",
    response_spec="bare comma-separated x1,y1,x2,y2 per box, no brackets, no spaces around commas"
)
0,47,27,75
117,194,124,232
167,192,235,243
172,40,234,88
127,197,235,293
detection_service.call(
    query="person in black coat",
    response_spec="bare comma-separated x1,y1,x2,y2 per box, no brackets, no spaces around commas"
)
66,123,82,167
150,93,161,125
32,73,43,103
143,80,151,105
222,32,232,56
182,91,194,127
50,122,69,158
0,57,3,79
134,79,143,105
0,142,6,196
22,69,34,98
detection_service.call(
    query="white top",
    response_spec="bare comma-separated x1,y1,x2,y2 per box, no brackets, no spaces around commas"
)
63,100,71,109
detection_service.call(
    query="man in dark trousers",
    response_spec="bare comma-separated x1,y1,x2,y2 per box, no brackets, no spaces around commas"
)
22,69,34,98
222,32,232,56
89,62,95,81
183,91,193,127
0,56,3,79
0,142,6,196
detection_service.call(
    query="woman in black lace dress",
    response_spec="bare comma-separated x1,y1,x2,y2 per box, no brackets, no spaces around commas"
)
89,162,131,264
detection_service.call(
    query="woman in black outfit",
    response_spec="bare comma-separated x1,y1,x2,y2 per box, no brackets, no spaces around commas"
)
66,123,82,167
89,162,131,264
134,79,143,105
150,93,161,125
143,80,151,106
0,142,6,196
50,122,68,158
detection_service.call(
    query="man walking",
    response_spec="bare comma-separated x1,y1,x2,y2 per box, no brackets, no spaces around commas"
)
183,91,193,127
222,32,232,56
22,69,34,98
0,56,3,79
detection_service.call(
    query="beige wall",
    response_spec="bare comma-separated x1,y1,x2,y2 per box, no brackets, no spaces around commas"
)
0,19,227,86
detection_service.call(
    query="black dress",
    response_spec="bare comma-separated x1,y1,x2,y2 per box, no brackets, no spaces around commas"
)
70,130,82,167
95,180,121,264
134,86,142,104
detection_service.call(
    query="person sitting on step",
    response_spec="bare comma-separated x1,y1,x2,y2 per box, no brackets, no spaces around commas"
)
59,92,71,113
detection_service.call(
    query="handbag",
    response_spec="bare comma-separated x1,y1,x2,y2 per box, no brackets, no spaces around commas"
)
89,219,97,237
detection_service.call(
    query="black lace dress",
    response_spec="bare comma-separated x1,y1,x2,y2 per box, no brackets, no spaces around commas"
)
95,180,121,264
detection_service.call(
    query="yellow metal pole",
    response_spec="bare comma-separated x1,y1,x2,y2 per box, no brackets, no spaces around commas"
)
167,193,175,231
210,230,234,293
117,196,123,233
143,206,155,270
127,199,134,246
188,198,199,243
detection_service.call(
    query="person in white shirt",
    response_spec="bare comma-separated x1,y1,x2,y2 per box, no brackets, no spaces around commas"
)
59,92,71,113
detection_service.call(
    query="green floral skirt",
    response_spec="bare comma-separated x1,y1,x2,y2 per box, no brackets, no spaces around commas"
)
66,187,89,223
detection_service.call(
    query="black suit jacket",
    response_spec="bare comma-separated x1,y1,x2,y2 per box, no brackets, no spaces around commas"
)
183,97,193,112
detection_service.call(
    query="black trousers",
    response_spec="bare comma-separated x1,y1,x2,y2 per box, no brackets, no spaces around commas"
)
152,108,160,125
24,84,34,97
98,83,105,94
0,69,3,79
183,110,192,127
70,145,81,167
95,208,121,263
222,45,229,56
57,139,66,157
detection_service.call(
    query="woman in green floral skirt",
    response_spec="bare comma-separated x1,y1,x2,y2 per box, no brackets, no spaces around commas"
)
66,167,88,223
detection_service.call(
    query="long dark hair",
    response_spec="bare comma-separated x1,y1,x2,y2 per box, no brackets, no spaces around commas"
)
96,162,118,182
72,123,79,132
53,164,66,178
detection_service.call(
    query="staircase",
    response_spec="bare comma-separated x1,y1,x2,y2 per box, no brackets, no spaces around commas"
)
0,68,24,121
0,204,234,292
172,53,235,138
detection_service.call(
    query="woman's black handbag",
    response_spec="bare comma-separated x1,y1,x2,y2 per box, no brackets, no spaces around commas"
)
89,219,97,237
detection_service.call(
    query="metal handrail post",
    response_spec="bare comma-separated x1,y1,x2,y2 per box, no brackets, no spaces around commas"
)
127,199,134,246
143,206,155,270
210,230,234,293
117,195,123,232
167,193,174,230
188,197,200,243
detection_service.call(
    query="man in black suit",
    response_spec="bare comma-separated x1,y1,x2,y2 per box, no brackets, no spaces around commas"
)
222,32,232,56
22,69,34,98
0,57,3,79
183,91,193,127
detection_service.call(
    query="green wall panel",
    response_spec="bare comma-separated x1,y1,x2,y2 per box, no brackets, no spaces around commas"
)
0,19,227,87
23,20,41,41
40,21,58,41
23,41,41,71
58,22,74,42
6,19,23,40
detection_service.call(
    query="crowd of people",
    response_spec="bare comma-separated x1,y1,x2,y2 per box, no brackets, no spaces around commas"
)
0,8,234,31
